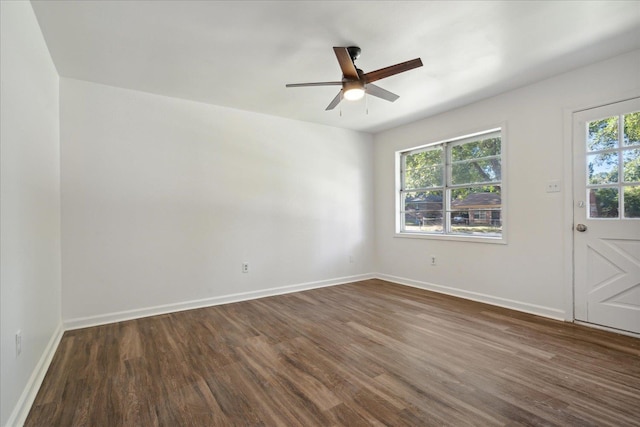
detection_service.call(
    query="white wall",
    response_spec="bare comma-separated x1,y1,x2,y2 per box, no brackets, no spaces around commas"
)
60,78,374,325
0,2,63,426
374,50,640,318
3,4,637,420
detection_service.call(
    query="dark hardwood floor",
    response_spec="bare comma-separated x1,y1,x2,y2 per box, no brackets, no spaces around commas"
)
26,279,640,426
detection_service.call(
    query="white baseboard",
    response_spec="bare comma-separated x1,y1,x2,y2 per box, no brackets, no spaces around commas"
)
64,273,375,330
375,273,566,321
64,272,567,330
5,322,64,427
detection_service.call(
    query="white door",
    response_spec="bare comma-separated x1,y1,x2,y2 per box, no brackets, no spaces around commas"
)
573,97,640,335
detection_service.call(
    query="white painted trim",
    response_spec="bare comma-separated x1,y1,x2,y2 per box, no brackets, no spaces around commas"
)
64,274,375,330
393,232,506,244
562,106,576,322
375,273,566,320
5,323,64,427
64,271,572,331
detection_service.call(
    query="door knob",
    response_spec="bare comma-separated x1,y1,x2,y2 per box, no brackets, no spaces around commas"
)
576,224,587,232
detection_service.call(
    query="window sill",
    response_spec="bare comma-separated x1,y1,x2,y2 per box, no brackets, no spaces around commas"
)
394,232,507,244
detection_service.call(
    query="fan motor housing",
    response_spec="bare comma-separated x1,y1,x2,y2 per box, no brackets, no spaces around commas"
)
347,46,361,62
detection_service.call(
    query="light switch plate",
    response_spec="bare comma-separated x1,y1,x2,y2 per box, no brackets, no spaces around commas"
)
546,180,561,193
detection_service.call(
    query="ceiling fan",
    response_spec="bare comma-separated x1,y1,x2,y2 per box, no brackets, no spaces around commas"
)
286,46,423,111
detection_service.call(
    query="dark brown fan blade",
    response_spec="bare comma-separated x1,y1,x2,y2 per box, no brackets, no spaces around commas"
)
363,58,423,84
333,47,359,80
286,81,343,88
325,91,342,111
365,84,399,102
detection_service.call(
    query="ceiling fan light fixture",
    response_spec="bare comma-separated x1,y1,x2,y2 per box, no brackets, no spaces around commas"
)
343,81,365,101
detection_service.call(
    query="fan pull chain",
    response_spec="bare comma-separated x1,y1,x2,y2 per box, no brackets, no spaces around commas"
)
365,93,369,115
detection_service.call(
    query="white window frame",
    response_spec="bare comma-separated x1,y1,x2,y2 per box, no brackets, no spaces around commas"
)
395,126,507,244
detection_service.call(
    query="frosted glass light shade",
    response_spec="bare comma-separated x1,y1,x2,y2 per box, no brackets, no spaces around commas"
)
344,87,365,101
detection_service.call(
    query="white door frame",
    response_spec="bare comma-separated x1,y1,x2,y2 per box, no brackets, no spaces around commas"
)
562,91,640,337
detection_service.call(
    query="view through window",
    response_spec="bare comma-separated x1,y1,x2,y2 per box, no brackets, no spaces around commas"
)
398,129,503,239
586,111,640,219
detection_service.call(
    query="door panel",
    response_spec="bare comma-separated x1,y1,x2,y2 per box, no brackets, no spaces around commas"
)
573,98,640,334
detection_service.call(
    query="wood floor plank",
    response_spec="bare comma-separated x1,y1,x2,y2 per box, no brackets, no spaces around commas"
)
25,279,640,426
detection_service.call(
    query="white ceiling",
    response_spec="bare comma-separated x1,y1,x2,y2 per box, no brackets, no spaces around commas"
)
31,1,640,134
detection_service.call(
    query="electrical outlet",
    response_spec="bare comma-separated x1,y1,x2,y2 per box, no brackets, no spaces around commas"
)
242,262,249,273
431,256,437,266
16,330,22,357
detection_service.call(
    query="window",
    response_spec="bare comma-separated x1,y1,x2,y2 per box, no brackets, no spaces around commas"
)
586,111,640,219
397,128,503,240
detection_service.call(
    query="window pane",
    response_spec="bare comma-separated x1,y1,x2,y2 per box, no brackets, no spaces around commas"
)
588,116,618,151
402,191,443,232
451,159,501,185
404,148,443,189
624,112,640,147
451,137,501,185
451,137,500,161
588,152,618,184
589,188,619,218
449,187,501,236
623,186,640,218
623,148,640,183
